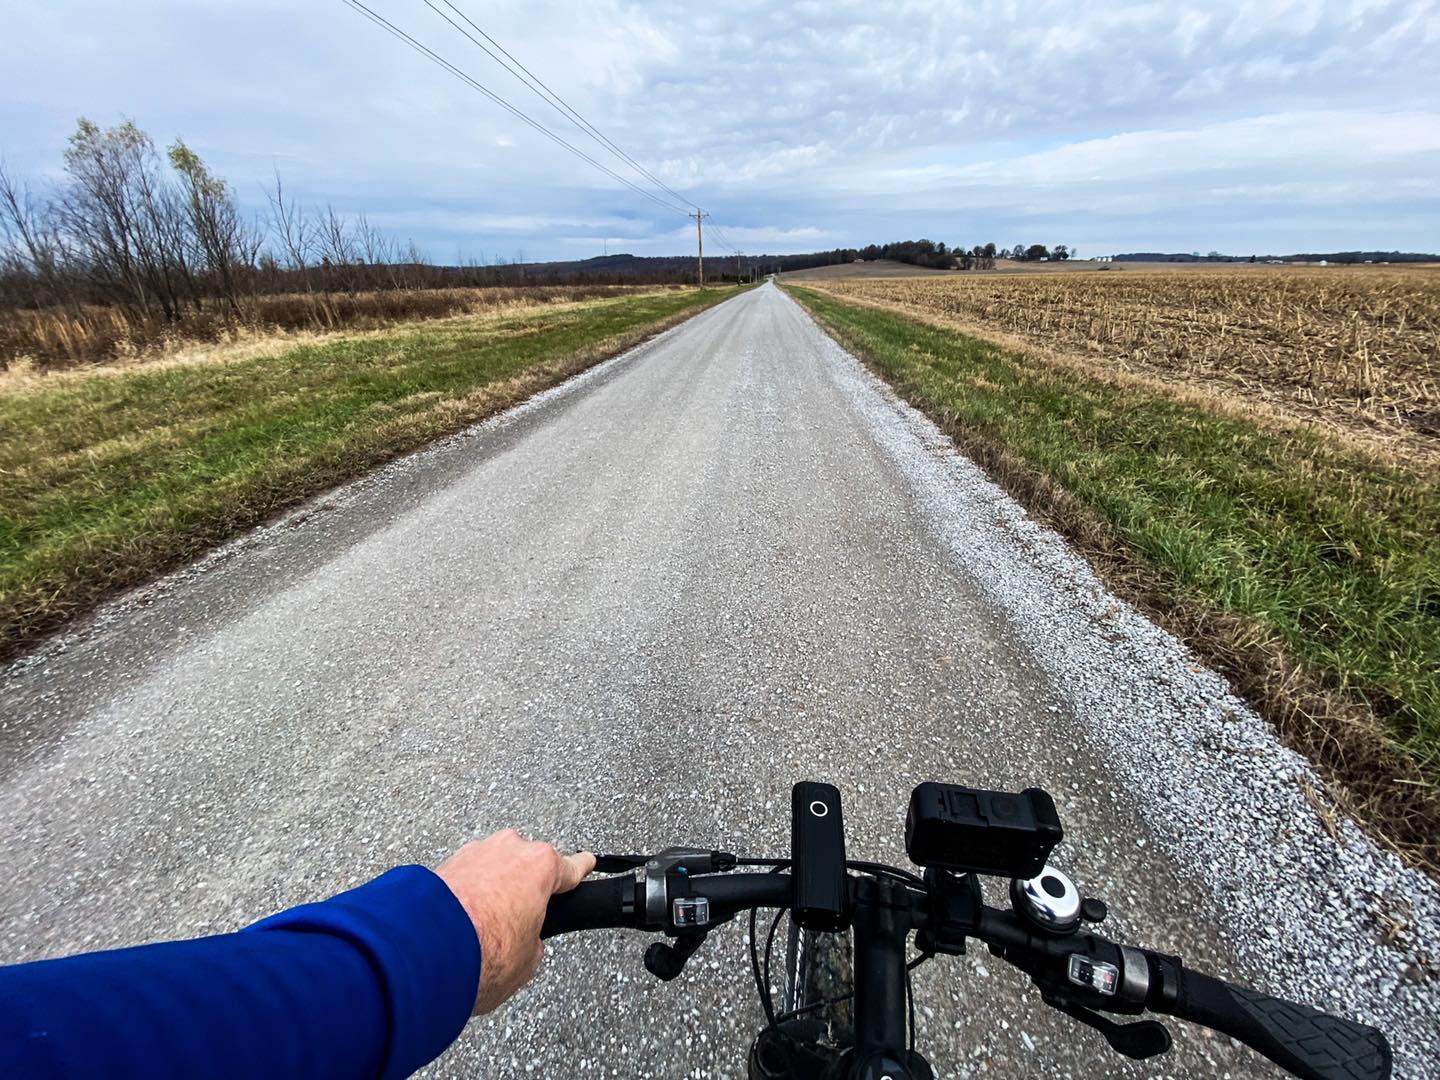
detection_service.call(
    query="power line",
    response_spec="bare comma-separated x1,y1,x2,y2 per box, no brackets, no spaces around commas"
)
708,222,742,255
426,1,700,213
343,0,688,216
708,223,752,281
339,0,691,218
341,0,721,282
708,225,737,252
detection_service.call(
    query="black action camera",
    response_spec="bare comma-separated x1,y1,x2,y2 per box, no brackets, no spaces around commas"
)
905,783,1062,878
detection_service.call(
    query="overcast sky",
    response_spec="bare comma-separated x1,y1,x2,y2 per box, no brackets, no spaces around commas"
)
3,1,1437,262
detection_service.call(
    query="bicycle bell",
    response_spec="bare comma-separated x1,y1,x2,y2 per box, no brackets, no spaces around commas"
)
1010,865,1081,934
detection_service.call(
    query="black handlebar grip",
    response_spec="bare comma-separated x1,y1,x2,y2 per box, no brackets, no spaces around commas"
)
1165,970,1391,1080
540,877,637,939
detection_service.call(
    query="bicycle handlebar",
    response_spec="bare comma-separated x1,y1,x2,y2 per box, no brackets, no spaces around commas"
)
539,867,1390,1080
1157,968,1391,1080
541,876,639,938
541,872,793,938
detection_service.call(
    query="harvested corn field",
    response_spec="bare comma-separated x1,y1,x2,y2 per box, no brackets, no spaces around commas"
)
803,267,1440,468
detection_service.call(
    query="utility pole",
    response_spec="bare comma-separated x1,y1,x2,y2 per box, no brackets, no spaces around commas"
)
689,209,708,286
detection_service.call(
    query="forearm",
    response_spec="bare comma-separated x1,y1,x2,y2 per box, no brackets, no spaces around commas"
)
0,866,480,1080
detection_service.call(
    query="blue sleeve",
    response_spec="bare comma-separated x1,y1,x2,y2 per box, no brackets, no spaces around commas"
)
0,866,480,1080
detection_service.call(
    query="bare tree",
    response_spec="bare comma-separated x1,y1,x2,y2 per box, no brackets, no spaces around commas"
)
0,163,70,309
55,118,196,318
316,204,360,291
169,139,250,313
267,171,313,284
355,212,403,289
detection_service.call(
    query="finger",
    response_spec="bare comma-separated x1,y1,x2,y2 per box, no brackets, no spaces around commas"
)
553,850,596,893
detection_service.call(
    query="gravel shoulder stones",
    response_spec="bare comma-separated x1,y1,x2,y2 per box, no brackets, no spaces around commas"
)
1,282,1435,1078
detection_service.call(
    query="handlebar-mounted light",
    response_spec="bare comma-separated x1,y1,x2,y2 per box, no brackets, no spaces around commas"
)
791,781,850,931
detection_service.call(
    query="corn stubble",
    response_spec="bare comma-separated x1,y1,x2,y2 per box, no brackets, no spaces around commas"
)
809,267,1440,446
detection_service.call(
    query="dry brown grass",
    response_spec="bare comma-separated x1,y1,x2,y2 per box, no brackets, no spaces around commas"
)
0,289,683,393
806,267,1440,467
0,284,680,369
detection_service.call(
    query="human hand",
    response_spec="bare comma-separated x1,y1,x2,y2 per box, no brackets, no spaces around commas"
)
435,830,595,1014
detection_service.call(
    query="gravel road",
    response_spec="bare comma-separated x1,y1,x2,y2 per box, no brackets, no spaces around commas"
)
2,282,1437,1078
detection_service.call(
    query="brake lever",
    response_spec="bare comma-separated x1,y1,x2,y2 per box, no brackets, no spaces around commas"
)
594,850,741,875
644,931,709,981
593,854,648,873
1044,995,1172,1060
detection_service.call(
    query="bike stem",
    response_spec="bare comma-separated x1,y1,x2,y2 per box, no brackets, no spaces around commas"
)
852,876,917,1076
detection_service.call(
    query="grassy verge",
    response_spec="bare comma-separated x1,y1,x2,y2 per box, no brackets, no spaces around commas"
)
786,284,1440,870
0,286,738,656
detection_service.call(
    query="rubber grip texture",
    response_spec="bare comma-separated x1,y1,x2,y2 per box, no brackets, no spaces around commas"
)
1170,970,1391,1080
540,877,636,939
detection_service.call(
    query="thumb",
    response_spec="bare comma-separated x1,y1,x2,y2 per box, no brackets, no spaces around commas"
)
553,851,596,894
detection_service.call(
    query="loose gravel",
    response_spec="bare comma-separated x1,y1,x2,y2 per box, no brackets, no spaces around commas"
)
0,282,1434,1078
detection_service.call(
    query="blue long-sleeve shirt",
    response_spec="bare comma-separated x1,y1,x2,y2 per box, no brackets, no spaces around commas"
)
0,866,481,1079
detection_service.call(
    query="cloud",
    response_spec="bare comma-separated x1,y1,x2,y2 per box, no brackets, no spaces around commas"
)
367,210,638,234
713,225,826,244
870,111,1440,193
1,0,1436,258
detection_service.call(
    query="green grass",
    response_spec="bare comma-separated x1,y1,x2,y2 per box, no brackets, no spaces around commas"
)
0,286,736,650
787,285,1440,822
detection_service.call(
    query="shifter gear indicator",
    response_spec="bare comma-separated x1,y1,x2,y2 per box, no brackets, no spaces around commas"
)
1068,953,1119,996
672,896,710,929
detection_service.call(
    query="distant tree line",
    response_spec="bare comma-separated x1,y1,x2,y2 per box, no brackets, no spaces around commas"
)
760,248,864,274
858,240,959,269
1281,251,1439,264
846,239,1075,270
1008,243,1073,262
750,239,1080,276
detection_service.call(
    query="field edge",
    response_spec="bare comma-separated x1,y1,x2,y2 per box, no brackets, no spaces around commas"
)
784,282,1440,877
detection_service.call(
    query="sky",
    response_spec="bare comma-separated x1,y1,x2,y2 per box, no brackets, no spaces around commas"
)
2,0,1438,263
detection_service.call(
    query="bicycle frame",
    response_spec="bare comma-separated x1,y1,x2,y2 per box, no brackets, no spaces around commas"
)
749,876,935,1080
